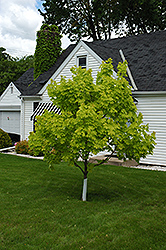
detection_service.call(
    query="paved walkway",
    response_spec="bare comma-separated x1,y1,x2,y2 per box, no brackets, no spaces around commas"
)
89,155,166,171
2,151,166,172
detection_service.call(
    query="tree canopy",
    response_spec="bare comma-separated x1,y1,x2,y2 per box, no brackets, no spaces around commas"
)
29,59,156,201
39,0,166,41
113,0,166,36
34,24,62,79
0,47,34,95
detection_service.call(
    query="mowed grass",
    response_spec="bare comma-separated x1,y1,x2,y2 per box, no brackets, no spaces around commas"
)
0,154,166,250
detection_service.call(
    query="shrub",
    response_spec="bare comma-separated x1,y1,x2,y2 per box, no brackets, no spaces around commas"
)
28,147,44,157
15,139,43,156
15,140,29,154
0,129,12,149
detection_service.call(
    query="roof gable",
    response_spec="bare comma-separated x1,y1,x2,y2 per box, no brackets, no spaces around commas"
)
13,30,166,95
38,40,118,95
0,82,21,103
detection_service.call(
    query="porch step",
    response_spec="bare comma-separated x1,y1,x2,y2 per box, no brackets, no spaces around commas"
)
89,156,138,167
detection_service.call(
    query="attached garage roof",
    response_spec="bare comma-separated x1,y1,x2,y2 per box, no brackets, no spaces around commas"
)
30,102,61,121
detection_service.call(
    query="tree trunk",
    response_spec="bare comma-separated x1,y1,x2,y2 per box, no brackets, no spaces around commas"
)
82,177,87,201
82,158,88,201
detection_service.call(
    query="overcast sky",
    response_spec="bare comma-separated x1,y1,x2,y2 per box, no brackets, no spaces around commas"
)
0,0,70,58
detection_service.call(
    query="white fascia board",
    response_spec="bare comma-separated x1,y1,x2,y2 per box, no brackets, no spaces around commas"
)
0,105,21,111
119,49,138,90
80,40,103,63
12,83,21,94
38,41,84,95
20,96,42,101
133,91,166,96
0,82,21,101
38,40,117,95
81,41,117,79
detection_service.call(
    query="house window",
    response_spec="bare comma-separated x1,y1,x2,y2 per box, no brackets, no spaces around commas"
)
78,56,87,69
33,102,39,111
11,86,13,94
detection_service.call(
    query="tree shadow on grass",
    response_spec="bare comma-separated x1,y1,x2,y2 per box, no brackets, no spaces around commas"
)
36,163,154,203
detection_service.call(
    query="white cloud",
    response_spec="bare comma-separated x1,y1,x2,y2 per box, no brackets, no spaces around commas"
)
0,0,43,57
0,0,71,58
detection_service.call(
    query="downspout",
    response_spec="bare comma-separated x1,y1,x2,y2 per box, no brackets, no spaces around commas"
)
119,49,138,91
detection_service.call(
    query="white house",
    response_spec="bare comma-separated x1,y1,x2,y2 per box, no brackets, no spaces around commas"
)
0,30,166,165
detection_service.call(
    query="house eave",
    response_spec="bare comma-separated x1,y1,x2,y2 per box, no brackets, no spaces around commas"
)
0,105,21,111
19,95,42,100
133,91,166,96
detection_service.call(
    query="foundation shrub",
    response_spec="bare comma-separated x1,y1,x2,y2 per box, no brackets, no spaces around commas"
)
15,140,29,154
15,139,43,156
0,129,12,149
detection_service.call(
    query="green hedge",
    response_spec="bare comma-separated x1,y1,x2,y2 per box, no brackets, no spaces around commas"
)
0,129,12,149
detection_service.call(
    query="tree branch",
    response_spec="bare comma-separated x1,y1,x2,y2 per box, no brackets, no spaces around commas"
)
74,161,85,175
94,147,117,167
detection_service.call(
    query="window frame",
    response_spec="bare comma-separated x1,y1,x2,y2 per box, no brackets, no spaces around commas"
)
11,86,13,94
76,55,88,69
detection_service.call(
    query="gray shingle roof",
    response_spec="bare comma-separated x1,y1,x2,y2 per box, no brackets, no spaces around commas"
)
14,44,76,96
85,30,166,91
14,30,166,95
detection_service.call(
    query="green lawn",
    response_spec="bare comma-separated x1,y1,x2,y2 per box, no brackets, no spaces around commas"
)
0,153,166,250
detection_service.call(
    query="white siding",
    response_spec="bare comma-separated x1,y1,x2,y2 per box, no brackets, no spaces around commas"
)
53,45,101,82
42,90,51,102
23,101,34,140
0,83,21,135
0,83,21,106
21,98,43,140
42,45,101,100
134,94,166,166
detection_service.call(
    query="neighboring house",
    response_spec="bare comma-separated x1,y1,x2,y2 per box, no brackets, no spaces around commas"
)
0,30,166,165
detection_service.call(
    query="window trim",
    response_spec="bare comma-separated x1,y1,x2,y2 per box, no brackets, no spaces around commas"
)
76,55,88,69
11,86,13,94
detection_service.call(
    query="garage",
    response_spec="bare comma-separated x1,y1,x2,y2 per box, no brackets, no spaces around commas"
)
0,111,20,135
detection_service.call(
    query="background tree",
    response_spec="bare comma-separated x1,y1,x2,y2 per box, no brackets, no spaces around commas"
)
113,0,166,36
29,59,156,201
0,47,34,95
39,0,117,41
39,0,166,41
34,24,62,79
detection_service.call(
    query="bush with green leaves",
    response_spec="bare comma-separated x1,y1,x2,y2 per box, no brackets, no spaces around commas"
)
28,138,44,157
15,140,29,154
15,139,43,156
0,129,12,149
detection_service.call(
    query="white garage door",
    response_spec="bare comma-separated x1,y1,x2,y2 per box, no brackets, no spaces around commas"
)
0,111,20,134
